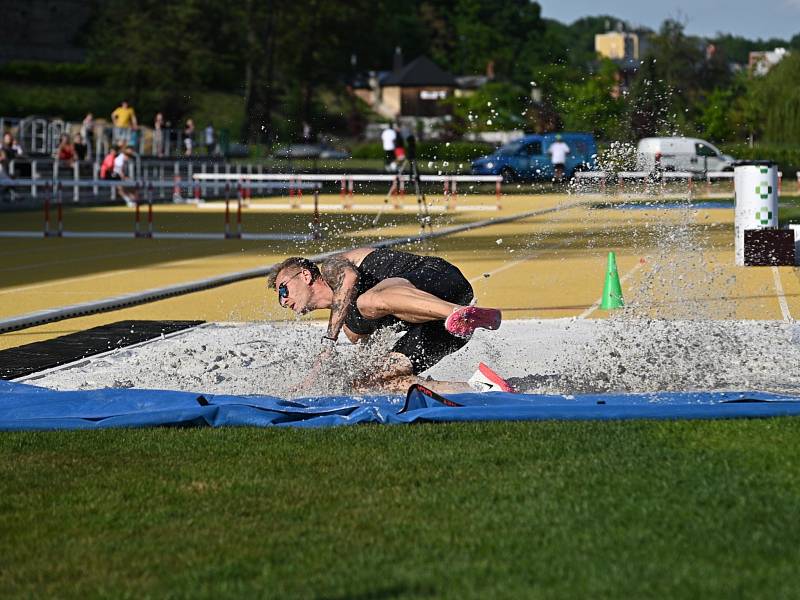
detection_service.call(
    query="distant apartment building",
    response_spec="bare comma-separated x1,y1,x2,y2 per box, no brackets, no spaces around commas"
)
595,31,640,61
748,48,789,76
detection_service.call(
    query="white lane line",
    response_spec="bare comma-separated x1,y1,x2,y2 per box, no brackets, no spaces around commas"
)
771,266,792,322
578,259,646,319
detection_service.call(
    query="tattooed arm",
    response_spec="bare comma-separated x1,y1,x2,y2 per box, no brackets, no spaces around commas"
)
320,256,360,341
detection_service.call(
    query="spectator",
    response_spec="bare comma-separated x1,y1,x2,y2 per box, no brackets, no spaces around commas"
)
73,133,88,161
381,123,397,172
153,112,165,157
55,134,77,168
111,100,137,144
183,118,195,157
129,125,141,154
204,122,215,155
1,132,23,176
81,112,95,159
2,132,23,159
302,121,312,142
0,148,11,202
99,146,119,180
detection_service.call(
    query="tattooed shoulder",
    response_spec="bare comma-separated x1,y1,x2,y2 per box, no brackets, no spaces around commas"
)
321,256,357,290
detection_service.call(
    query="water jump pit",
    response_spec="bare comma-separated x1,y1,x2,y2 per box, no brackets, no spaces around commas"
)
4,318,800,430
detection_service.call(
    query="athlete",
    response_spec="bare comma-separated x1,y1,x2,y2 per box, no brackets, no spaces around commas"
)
268,248,514,393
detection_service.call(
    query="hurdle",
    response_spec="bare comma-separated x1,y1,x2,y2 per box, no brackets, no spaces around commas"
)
660,171,694,194
43,182,63,238
172,175,182,202
134,182,154,239
391,175,402,209
572,171,608,195
448,179,458,211
311,187,322,240
340,177,352,210
192,172,504,211
224,182,243,239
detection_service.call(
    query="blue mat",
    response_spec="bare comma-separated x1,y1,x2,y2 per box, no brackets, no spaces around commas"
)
0,381,800,431
3,380,800,430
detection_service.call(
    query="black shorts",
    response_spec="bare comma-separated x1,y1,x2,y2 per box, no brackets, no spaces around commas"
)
348,249,474,374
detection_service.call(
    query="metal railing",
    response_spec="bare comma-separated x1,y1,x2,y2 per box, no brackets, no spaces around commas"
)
5,115,227,159
0,158,314,204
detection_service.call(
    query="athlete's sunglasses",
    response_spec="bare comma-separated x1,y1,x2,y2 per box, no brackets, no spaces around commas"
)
277,270,304,304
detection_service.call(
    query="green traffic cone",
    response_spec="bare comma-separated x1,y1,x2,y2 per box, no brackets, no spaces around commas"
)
600,252,624,310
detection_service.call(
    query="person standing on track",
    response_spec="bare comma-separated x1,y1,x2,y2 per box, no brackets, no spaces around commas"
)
381,124,397,172
547,134,570,183
268,248,514,393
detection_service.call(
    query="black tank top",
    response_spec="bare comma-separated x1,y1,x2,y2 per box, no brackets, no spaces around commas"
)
343,249,430,335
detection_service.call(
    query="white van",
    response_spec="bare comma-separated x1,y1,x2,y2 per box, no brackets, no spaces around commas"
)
636,137,734,174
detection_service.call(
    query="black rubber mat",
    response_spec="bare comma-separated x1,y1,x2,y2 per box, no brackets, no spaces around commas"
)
0,320,204,380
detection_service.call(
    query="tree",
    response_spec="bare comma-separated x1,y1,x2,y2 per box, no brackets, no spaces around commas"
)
745,52,800,144
87,0,214,121
450,0,544,80
626,58,674,138
696,87,737,142
447,82,529,134
559,60,627,140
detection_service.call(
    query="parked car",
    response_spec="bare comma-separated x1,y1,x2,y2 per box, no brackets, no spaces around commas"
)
471,132,598,182
271,143,350,160
636,137,734,174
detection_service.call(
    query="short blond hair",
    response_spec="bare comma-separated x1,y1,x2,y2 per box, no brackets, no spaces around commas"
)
267,257,320,288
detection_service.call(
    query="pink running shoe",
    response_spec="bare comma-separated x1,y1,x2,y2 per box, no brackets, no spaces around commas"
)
468,362,516,393
444,304,502,338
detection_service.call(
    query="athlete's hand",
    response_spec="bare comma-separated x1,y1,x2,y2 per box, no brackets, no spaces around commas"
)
289,341,336,394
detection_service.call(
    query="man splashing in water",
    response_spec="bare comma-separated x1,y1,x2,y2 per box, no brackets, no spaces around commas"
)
268,247,514,394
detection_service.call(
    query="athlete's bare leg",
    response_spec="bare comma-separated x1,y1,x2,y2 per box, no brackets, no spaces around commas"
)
357,278,461,323
352,351,473,394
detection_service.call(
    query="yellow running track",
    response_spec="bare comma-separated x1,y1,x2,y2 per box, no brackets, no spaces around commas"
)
2,192,799,351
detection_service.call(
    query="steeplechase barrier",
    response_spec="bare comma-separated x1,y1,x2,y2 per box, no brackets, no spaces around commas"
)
573,170,792,196
0,178,320,241
192,172,505,209
0,177,317,204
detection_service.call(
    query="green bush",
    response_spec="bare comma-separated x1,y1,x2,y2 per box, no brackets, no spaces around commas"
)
721,143,800,177
351,140,496,162
0,61,113,86
350,142,383,159
0,83,120,120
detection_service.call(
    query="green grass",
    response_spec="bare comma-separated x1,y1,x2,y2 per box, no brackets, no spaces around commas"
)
3,418,800,598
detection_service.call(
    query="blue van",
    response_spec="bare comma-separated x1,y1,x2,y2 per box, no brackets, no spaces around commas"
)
471,132,598,181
